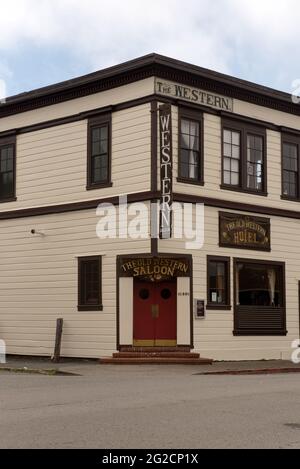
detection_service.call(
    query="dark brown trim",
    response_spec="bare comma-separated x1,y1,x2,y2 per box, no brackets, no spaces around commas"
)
2,90,300,143
0,134,17,203
233,257,287,336
2,53,300,120
0,95,156,139
178,106,204,186
172,193,300,220
78,256,103,312
281,132,300,201
151,100,158,192
150,100,159,257
0,191,160,220
157,94,300,137
221,118,268,196
1,190,300,221
190,255,194,349
87,113,112,190
298,281,300,343
206,255,231,310
206,305,232,311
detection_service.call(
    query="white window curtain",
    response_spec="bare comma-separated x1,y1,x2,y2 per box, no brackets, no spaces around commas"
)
189,133,197,179
268,269,276,306
236,264,243,305
216,263,224,303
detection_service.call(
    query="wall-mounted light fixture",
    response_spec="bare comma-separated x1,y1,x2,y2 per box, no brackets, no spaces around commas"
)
30,229,45,237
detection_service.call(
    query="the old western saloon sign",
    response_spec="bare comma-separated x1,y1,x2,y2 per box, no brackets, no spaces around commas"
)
159,104,173,239
120,258,190,282
219,212,271,251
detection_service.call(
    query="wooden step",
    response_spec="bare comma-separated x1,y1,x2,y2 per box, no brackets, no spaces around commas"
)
113,352,200,359
99,357,213,365
119,346,191,353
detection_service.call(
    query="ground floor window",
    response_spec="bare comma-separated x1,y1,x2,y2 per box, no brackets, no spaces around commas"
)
207,256,231,310
234,259,286,336
78,256,103,311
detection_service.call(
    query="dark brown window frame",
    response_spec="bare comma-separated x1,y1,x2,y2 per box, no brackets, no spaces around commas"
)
78,256,103,312
221,119,268,197
281,133,300,202
207,255,231,310
233,258,286,336
0,134,17,203
177,107,204,186
87,114,112,190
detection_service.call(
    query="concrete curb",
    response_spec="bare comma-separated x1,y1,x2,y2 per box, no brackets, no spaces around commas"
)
199,367,300,376
0,367,78,376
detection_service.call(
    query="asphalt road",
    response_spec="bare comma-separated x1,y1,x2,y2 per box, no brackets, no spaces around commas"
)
0,365,300,449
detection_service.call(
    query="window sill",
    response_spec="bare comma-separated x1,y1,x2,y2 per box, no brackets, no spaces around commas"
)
78,305,103,312
177,178,204,187
206,305,232,311
86,182,113,191
281,195,300,203
233,330,287,336
220,184,268,197
0,196,17,204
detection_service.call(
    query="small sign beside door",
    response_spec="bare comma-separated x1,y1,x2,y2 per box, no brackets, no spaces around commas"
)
194,299,205,319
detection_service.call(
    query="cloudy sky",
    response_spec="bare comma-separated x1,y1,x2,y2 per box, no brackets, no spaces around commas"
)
0,0,299,98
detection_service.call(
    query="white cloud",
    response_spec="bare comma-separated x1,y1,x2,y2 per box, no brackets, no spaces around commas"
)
0,0,300,92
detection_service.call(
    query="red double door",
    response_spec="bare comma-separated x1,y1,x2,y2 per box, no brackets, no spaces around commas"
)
133,280,177,347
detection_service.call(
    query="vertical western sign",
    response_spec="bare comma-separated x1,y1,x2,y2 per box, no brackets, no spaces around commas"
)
159,104,173,239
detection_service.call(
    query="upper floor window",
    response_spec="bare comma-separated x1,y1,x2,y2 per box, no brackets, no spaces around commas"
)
282,135,300,200
222,120,267,195
178,108,203,185
87,114,112,190
0,136,16,202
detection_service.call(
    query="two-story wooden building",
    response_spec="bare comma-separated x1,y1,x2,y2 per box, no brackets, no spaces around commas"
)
0,54,300,362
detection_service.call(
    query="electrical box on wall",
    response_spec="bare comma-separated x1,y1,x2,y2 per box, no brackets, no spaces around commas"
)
194,299,206,319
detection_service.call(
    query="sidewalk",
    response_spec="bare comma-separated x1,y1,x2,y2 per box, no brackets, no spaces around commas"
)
1,355,300,376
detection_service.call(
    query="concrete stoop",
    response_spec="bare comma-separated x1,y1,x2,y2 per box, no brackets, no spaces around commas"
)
99,348,214,365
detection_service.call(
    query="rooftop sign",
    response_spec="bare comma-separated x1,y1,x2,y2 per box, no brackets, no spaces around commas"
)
155,78,234,112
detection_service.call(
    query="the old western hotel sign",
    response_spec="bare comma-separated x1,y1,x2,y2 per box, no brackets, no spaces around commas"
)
219,212,271,251
156,78,234,112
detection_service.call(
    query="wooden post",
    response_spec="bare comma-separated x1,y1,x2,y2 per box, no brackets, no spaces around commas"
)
52,318,64,363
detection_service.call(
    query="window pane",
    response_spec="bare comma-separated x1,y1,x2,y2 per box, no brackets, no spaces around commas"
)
0,144,14,199
179,118,201,181
236,263,282,307
181,134,189,149
246,134,264,191
224,143,232,157
92,128,101,142
208,260,227,305
231,172,239,186
224,130,232,144
224,158,231,171
224,171,231,185
80,258,101,308
232,145,240,160
190,121,199,137
181,119,190,135
232,132,240,146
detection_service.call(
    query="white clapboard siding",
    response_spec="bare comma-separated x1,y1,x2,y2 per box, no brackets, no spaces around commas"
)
0,78,155,132
159,205,300,361
172,104,300,214
0,104,152,211
0,205,151,358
